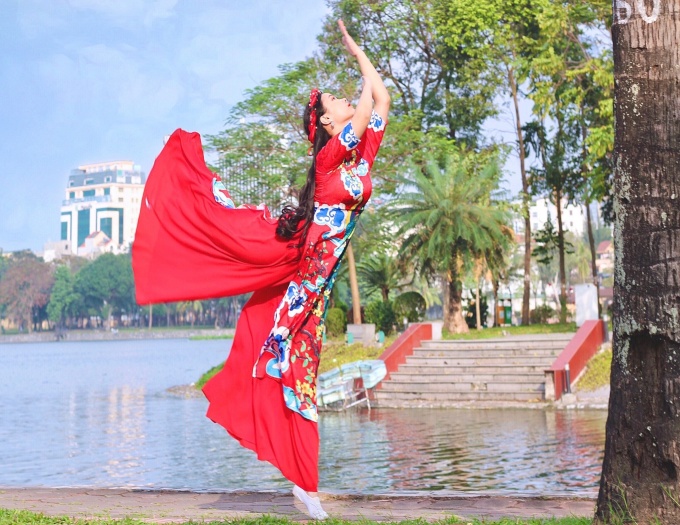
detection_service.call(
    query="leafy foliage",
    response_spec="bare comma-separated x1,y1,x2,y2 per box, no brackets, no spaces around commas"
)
364,299,397,335
356,253,401,302
46,265,79,324
0,254,54,332
465,295,489,330
393,148,512,332
393,291,427,323
74,253,135,317
530,304,556,324
324,307,347,338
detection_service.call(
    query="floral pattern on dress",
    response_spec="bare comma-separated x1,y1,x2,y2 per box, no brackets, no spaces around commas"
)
253,111,386,422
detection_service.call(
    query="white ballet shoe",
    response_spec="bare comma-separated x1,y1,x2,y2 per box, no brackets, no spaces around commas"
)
293,484,329,520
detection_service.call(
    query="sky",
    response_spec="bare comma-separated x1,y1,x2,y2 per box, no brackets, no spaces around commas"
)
0,0,527,254
0,0,330,253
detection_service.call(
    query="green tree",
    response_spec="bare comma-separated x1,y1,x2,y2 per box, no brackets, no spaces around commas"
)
177,300,204,327
524,116,581,323
434,0,540,325
322,0,498,145
74,253,135,325
395,148,511,333
357,253,401,303
47,265,79,327
0,255,54,332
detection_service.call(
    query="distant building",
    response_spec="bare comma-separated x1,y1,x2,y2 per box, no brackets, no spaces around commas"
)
596,240,614,273
42,240,72,263
512,197,598,238
59,161,146,258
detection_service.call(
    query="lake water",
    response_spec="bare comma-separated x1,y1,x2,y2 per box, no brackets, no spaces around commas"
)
0,339,606,495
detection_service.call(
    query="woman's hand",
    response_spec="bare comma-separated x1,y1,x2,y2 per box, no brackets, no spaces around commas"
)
338,19,360,57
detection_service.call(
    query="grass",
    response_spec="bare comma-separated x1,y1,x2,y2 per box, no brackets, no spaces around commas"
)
576,347,612,392
442,323,577,340
189,334,234,341
117,325,219,332
0,509,593,525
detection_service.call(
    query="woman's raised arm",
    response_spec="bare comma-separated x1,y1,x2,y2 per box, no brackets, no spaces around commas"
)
339,19,391,122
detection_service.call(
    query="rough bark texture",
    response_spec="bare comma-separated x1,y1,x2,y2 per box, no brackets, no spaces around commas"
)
444,269,469,334
596,2,680,523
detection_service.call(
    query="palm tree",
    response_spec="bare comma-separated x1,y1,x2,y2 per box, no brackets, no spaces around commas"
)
395,150,512,334
177,300,204,327
356,253,401,302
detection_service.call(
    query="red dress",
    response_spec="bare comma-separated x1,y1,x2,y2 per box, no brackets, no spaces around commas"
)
132,112,386,491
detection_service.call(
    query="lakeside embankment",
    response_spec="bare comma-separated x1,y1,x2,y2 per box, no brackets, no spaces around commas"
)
0,327,235,344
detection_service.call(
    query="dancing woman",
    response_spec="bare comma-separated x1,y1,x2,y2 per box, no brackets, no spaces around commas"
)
132,20,389,520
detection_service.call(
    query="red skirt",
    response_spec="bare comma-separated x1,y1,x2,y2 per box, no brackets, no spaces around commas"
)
203,285,319,491
132,129,318,491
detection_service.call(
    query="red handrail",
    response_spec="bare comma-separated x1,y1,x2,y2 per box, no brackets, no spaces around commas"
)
377,323,432,385
547,319,606,401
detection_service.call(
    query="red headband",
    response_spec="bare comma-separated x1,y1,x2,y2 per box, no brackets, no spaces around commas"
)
308,88,321,144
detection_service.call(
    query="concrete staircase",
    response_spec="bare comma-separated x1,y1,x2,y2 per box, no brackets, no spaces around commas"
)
374,333,573,407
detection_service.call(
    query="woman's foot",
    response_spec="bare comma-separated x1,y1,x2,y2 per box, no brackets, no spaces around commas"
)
293,484,328,520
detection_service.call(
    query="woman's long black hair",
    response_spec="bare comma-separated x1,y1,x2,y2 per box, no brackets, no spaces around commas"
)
276,92,332,244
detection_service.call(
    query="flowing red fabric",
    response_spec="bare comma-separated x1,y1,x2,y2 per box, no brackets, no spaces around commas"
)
132,129,301,305
132,129,318,490
202,285,319,491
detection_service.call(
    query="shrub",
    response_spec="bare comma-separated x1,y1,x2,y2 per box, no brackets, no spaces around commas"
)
364,300,397,335
325,307,346,337
530,304,556,324
465,296,489,329
393,291,427,323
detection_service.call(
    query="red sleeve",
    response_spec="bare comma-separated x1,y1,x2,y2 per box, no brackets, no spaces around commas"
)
132,129,302,304
315,121,360,174
357,110,387,168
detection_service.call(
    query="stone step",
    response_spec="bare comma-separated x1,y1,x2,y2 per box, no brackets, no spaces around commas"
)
405,356,557,366
423,332,576,345
373,390,545,402
379,380,545,394
421,340,568,351
398,363,549,374
414,347,560,358
389,371,545,383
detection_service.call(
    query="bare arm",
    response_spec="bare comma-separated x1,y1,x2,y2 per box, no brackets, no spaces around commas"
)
339,19,391,122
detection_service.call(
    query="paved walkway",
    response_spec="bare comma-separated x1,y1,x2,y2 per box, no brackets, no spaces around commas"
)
0,488,596,523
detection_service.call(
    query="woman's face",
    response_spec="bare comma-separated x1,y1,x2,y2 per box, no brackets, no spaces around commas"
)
320,92,355,128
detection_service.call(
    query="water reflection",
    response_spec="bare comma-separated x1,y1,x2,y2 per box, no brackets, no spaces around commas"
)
0,340,605,494
319,408,604,495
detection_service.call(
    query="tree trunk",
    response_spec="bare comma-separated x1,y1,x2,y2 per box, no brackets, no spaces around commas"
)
585,198,602,317
492,279,499,327
346,242,362,324
475,281,481,330
596,4,680,523
443,268,469,334
581,109,602,318
554,189,568,323
508,63,532,325
148,304,153,329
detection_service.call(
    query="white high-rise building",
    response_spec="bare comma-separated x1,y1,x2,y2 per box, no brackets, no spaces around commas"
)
60,161,146,257
512,197,589,238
